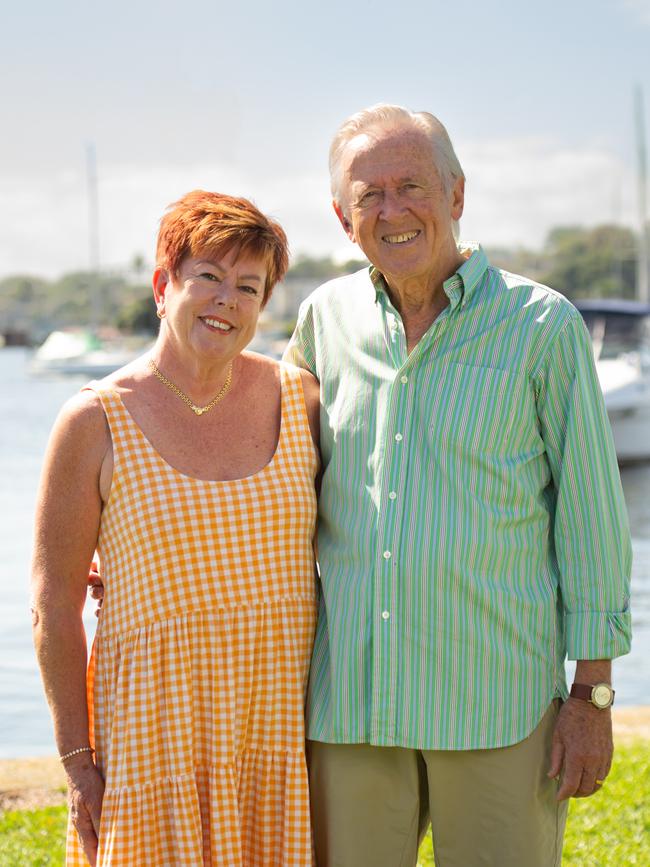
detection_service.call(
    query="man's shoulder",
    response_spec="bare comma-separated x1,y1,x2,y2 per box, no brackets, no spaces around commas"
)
300,267,373,313
485,263,582,330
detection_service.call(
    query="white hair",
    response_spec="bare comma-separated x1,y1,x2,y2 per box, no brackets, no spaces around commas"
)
329,103,465,241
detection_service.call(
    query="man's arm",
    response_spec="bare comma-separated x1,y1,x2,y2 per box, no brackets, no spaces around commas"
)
533,310,631,800
548,659,613,799
283,297,318,375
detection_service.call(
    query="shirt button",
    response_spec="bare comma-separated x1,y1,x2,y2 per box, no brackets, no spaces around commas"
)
388,491,397,500
381,610,390,620
395,433,403,442
400,375,408,384
383,550,392,559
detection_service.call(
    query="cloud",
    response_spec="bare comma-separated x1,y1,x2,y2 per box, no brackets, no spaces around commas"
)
622,0,650,25
0,162,346,279
458,136,635,250
0,137,638,280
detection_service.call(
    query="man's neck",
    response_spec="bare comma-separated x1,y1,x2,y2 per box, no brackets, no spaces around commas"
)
384,250,465,352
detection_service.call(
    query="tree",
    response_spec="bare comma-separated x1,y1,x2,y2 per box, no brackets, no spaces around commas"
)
539,225,637,300
286,254,367,280
117,294,159,334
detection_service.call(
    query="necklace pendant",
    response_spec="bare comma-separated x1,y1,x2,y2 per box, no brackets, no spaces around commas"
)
149,358,232,416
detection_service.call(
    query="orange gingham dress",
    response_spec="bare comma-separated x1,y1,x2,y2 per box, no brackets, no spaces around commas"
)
68,363,319,866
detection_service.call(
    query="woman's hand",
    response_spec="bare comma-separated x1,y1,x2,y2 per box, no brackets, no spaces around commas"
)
88,559,104,617
64,754,105,866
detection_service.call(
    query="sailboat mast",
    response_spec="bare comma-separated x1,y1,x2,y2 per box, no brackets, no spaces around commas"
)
86,143,101,326
635,86,649,302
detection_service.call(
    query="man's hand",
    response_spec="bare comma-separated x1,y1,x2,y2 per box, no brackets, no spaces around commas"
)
64,754,105,865
548,697,613,800
87,559,104,617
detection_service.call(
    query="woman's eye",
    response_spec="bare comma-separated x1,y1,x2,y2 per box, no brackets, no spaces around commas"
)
201,272,220,282
239,285,258,295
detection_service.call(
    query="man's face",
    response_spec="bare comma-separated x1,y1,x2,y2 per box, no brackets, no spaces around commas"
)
335,127,464,286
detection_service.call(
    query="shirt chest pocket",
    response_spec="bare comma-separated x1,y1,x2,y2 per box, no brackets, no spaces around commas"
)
427,362,520,458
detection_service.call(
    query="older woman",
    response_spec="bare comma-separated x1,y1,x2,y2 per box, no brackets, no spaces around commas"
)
31,191,320,866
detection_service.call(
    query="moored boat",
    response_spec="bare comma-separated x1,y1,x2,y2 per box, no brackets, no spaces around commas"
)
576,299,650,462
30,329,152,378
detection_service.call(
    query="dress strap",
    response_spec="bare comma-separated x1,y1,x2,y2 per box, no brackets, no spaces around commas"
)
277,363,319,468
80,383,142,457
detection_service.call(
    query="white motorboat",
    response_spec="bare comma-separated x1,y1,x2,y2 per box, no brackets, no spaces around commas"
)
30,329,152,378
576,300,650,462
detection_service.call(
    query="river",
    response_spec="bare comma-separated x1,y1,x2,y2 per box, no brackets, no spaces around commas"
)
1,347,648,758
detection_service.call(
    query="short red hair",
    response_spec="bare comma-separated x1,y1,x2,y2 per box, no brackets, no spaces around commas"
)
156,190,289,303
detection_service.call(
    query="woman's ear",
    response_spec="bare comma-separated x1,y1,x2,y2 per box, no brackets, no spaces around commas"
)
152,267,169,318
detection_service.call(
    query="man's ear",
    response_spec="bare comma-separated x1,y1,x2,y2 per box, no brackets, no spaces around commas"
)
333,201,355,242
451,176,465,221
152,266,170,317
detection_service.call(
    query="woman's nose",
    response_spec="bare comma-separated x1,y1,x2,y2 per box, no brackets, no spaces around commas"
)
214,285,236,308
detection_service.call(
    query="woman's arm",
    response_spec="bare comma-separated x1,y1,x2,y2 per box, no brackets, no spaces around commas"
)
31,391,111,865
298,368,320,451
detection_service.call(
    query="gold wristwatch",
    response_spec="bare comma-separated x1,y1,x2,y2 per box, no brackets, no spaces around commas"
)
569,682,615,709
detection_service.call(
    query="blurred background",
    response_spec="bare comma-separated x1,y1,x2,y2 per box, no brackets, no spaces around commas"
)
1,0,649,757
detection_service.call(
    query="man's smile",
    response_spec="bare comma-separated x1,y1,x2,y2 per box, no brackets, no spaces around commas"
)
381,230,421,244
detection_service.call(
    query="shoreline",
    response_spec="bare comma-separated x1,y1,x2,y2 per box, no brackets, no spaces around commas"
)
2,706,649,813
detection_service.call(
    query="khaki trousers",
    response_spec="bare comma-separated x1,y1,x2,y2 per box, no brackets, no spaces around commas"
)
307,702,568,867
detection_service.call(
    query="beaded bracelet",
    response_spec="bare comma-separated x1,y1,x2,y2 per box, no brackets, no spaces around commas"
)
60,746,95,763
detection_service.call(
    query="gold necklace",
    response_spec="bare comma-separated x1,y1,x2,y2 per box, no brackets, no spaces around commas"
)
148,359,233,416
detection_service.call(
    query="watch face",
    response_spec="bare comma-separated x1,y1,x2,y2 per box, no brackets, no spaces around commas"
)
592,684,612,708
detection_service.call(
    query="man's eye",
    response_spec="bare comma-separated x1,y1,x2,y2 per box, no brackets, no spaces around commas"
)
357,190,381,207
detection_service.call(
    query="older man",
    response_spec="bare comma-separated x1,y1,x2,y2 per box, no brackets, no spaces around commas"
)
284,104,631,867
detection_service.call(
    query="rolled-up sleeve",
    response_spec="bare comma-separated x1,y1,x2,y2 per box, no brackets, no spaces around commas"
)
533,310,632,660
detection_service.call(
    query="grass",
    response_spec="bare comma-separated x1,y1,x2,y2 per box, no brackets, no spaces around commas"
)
0,742,647,866
418,740,650,866
0,804,67,866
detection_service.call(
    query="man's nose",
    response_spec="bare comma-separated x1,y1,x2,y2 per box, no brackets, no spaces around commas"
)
378,189,407,220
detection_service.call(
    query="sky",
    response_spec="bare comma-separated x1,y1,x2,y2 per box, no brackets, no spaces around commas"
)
1,0,649,280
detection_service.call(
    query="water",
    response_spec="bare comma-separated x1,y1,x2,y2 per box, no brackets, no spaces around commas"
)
1,347,649,758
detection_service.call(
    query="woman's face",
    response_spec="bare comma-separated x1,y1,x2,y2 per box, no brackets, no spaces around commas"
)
154,247,268,363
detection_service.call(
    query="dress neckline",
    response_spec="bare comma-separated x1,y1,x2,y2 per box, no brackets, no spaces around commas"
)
110,363,289,484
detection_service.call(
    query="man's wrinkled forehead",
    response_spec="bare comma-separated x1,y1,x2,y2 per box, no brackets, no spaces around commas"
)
341,127,438,189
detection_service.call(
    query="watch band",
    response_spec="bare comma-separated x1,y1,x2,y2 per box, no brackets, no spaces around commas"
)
570,682,615,707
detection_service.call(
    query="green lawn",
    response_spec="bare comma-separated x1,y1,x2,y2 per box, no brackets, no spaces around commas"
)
0,804,67,866
418,740,650,866
1,742,647,866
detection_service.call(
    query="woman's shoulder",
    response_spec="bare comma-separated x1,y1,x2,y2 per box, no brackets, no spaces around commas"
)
238,350,283,389
57,388,106,430
52,356,153,444
92,353,152,395
241,351,318,393
47,388,111,471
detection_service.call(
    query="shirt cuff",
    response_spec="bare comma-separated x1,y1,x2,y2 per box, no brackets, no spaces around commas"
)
565,609,632,660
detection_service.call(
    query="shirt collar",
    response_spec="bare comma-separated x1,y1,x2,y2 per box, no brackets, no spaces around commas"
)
370,244,489,311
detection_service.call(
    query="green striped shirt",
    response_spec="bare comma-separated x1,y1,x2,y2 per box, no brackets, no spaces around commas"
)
284,246,632,750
